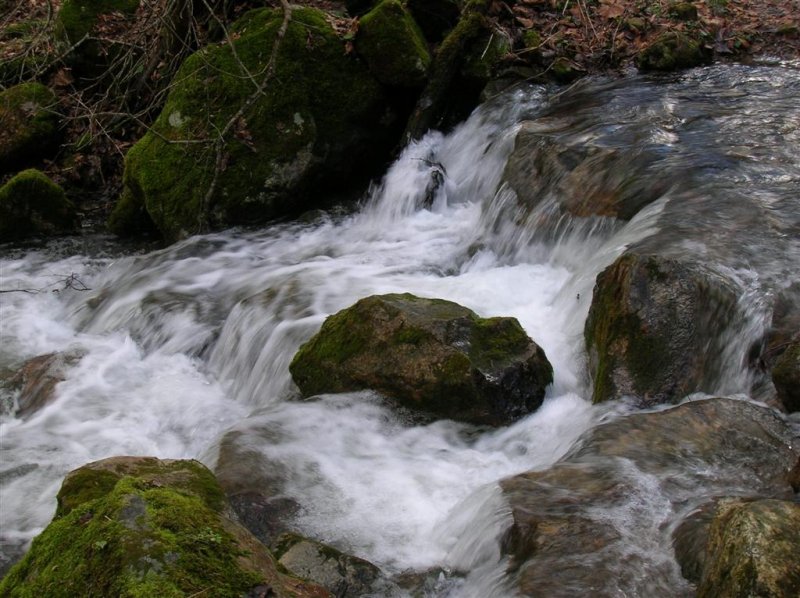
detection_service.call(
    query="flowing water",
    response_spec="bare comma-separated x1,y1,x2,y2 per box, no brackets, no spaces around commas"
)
1,63,799,595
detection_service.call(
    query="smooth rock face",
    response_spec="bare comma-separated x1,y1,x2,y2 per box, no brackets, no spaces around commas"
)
0,351,84,418
0,456,330,598
697,499,800,598
113,7,395,242
585,252,737,406
499,398,800,597
289,293,553,425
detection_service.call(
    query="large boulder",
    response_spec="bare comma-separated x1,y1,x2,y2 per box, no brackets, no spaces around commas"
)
697,498,800,598
111,7,397,242
0,456,330,597
499,398,800,597
585,253,737,406
356,0,431,88
0,169,76,241
0,83,61,174
289,293,552,426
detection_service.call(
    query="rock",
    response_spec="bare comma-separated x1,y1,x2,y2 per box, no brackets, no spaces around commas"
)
407,0,462,42
672,502,717,584
0,456,330,597
500,398,800,597
289,293,552,426
772,336,800,412
55,0,140,78
0,351,84,418
697,498,800,598
668,2,698,21
112,7,397,242
272,533,389,597
0,169,77,242
585,253,737,406
344,0,377,17
356,0,431,88
0,83,60,174
502,122,671,223
460,27,512,84
635,31,711,72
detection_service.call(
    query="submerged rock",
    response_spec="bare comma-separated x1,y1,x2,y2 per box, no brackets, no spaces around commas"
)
501,122,671,223
0,169,76,241
356,0,431,88
0,350,84,418
113,7,396,242
0,83,61,174
0,456,330,597
289,293,552,425
697,498,800,598
585,252,737,406
500,397,800,597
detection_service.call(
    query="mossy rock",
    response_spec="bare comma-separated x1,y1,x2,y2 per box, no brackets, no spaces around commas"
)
0,19,53,86
585,253,737,407
0,83,60,174
0,456,330,598
54,0,140,77
0,169,76,242
668,2,698,21
114,7,395,242
289,293,552,425
355,0,431,88
635,31,711,72
460,27,512,83
698,498,800,598
772,336,800,412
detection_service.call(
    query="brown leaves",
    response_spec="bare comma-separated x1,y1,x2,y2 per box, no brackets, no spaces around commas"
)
597,0,625,20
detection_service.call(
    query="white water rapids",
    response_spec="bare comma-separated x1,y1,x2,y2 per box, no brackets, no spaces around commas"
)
2,64,799,595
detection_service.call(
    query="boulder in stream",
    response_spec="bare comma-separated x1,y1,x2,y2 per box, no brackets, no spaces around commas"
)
289,293,553,426
499,397,800,597
0,456,330,597
112,7,398,242
0,350,84,418
585,252,737,406
771,336,800,413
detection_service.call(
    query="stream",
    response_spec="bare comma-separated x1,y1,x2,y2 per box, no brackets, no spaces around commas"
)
1,62,799,595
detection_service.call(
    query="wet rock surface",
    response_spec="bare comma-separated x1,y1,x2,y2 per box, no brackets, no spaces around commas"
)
290,293,553,425
500,398,800,597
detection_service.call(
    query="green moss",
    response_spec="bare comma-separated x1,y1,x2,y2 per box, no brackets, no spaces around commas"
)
668,2,698,21
56,0,140,45
0,461,261,598
0,169,75,241
356,0,431,87
470,317,531,367
117,6,387,241
461,28,511,82
635,31,710,71
0,83,60,173
56,468,122,518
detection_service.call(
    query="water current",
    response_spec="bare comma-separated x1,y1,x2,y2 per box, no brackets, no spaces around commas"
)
1,62,799,595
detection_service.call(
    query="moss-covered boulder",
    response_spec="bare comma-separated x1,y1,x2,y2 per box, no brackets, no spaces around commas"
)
0,456,330,597
500,398,799,596
0,83,60,174
272,533,388,597
635,31,711,72
0,169,76,241
113,7,396,242
289,293,552,425
772,336,800,412
697,498,800,598
585,253,737,406
355,0,431,88
668,2,698,21
54,0,140,77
